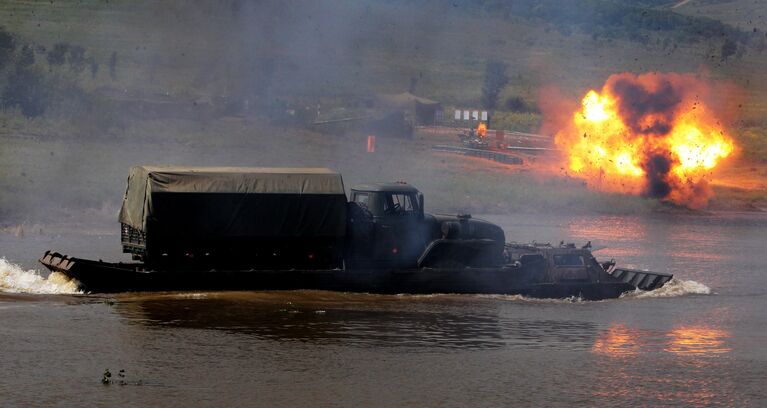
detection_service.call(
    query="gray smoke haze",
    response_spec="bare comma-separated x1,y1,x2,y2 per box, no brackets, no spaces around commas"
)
0,0,763,225
109,1,452,102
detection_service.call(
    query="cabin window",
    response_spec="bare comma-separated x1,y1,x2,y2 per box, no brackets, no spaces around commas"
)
383,193,417,215
519,254,545,265
553,254,585,267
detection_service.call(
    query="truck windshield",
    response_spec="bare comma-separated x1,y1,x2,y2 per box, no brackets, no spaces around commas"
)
383,193,417,215
353,192,370,209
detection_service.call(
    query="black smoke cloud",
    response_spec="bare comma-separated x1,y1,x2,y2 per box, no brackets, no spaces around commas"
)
642,153,673,199
608,77,682,136
604,73,701,200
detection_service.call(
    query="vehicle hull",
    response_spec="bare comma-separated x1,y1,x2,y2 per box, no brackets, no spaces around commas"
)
40,251,637,300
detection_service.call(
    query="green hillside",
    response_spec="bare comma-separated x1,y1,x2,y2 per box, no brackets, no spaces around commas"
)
2,0,766,108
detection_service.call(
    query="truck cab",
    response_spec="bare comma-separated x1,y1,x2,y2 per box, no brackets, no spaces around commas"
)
347,183,432,268
346,182,506,269
350,183,424,219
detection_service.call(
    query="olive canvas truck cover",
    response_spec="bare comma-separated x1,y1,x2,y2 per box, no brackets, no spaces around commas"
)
118,166,347,268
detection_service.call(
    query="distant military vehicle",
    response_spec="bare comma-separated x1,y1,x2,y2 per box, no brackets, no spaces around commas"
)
458,126,490,149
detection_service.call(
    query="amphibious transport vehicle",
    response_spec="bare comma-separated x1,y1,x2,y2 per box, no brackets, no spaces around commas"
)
39,166,672,299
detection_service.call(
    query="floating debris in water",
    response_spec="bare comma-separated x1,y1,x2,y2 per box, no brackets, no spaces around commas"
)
101,369,112,385
101,368,141,386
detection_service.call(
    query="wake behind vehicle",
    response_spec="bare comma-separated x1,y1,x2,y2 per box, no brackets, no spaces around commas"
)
39,166,671,298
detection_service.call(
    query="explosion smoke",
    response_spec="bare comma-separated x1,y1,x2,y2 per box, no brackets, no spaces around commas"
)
552,72,735,208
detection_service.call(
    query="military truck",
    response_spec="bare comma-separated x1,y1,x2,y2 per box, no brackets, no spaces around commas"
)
115,166,503,271
118,166,348,270
39,166,672,298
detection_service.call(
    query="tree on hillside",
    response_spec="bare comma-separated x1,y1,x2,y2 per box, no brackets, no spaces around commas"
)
88,57,99,79
47,43,70,66
67,45,86,73
2,66,50,117
0,27,16,70
505,95,538,113
409,75,419,93
18,45,35,68
721,38,737,61
481,60,508,110
109,52,117,80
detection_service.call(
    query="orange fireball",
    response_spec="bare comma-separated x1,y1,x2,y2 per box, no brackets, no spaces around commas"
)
554,73,735,208
477,122,487,138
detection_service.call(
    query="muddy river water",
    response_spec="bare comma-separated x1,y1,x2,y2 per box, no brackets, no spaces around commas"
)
1,212,766,406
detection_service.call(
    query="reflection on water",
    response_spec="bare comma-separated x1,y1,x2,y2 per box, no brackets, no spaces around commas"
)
567,216,648,243
592,324,644,356
664,225,729,264
665,326,731,355
592,323,731,357
591,323,736,406
568,216,649,259
113,292,600,351
591,356,736,407
566,214,726,268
